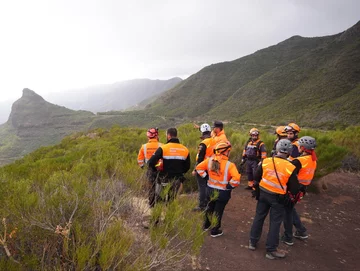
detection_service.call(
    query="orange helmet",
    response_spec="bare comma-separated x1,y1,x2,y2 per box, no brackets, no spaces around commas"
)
249,128,259,136
275,126,287,137
147,128,159,138
285,123,300,133
213,141,231,155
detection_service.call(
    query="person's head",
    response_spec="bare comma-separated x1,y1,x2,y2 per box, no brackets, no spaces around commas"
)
200,123,211,138
275,126,287,139
285,123,300,141
166,127,177,141
298,136,316,153
213,141,232,157
147,127,159,140
249,128,260,141
211,141,231,173
275,139,293,158
212,121,224,135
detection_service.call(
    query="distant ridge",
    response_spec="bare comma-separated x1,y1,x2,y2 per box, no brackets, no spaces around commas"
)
146,21,360,127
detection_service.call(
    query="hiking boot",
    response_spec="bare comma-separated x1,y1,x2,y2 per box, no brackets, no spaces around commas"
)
210,229,223,238
294,231,308,240
265,250,286,260
248,240,256,251
281,235,294,246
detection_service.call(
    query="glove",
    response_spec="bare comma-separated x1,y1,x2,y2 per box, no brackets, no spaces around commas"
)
226,183,234,190
140,165,144,170
240,158,246,165
251,184,260,200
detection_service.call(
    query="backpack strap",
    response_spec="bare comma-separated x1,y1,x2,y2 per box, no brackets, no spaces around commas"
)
256,140,263,159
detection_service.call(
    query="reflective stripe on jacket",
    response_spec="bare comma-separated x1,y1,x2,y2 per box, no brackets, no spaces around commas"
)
137,139,162,167
260,157,296,195
296,155,317,186
196,156,240,190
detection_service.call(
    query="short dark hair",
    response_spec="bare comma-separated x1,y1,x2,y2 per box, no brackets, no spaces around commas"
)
167,127,177,137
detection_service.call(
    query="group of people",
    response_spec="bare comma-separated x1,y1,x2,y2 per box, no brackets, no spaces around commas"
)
137,121,317,260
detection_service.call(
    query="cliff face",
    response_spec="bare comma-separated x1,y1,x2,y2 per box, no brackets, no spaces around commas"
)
0,89,95,165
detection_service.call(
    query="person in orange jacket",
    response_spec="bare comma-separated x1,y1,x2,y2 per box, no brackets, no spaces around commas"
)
248,139,299,260
285,123,301,160
282,136,317,245
212,121,228,144
241,128,267,189
148,128,190,203
137,127,163,208
196,142,240,237
192,123,216,211
271,126,287,156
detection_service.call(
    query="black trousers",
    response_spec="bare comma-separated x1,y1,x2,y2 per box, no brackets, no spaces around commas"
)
196,173,208,209
204,187,231,234
250,190,285,252
146,169,158,208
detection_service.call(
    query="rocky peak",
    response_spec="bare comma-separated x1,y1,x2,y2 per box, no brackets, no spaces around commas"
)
21,88,45,102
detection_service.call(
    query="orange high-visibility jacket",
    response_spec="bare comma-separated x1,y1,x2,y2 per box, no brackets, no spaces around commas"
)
242,139,267,160
260,157,296,195
137,139,162,167
296,155,317,186
196,137,216,162
196,156,240,190
213,130,228,144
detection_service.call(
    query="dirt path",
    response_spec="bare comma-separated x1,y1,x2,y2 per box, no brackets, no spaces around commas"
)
187,172,360,270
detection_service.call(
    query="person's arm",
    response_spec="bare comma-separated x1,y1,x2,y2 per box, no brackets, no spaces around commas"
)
196,143,206,164
291,159,302,174
196,159,209,178
259,143,267,160
287,170,300,195
137,145,145,168
289,144,300,159
226,163,241,189
148,147,163,171
254,162,263,186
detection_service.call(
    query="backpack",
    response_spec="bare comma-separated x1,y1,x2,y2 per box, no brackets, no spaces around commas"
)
244,139,263,160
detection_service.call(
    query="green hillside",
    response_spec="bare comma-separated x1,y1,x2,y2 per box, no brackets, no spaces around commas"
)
146,21,360,127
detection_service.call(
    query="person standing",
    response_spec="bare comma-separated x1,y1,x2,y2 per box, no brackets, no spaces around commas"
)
249,139,299,260
192,123,216,211
148,127,190,203
241,128,267,189
196,142,240,237
282,136,317,245
137,127,162,208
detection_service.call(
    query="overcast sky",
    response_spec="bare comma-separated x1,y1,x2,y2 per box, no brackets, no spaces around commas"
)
0,0,359,102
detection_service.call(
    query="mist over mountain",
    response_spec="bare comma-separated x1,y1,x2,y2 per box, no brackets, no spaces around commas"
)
44,77,182,112
147,21,360,127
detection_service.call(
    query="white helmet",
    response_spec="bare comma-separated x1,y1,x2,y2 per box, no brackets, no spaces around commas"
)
200,123,211,133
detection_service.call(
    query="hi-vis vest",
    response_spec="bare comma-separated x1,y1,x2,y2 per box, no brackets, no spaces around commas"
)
296,155,317,186
161,142,189,160
260,157,295,195
196,157,240,190
196,137,216,161
137,139,162,167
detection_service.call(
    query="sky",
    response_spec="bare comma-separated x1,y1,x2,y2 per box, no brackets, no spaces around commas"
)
0,0,359,102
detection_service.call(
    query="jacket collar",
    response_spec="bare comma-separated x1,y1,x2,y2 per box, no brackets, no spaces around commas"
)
167,138,180,144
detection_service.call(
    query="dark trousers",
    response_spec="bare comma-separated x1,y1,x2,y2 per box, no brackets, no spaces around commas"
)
155,176,182,204
146,170,158,208
250,190,285,252
204,187,231,233
284,206,307,240
196,174,208,209
246,159,259,186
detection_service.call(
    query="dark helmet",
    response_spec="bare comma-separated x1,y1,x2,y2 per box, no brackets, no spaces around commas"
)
276,139,293,154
